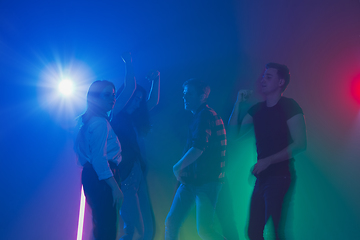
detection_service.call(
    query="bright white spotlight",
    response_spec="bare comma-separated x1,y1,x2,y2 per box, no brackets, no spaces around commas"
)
58,79,75,96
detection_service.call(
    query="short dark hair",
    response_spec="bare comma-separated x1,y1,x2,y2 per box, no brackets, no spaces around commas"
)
265,62,290,92
182,78,210,99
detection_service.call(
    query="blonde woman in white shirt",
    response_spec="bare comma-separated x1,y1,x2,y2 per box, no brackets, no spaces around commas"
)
76,57,136,240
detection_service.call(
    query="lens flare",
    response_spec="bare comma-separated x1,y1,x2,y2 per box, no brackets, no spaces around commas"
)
58,79,75,96
37,59,94,126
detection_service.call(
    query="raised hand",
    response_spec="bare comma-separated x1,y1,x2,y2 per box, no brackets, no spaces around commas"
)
121,52,132,64
145,70,160,82
236,90,253,103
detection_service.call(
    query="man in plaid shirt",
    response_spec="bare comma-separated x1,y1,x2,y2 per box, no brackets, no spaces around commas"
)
165,78,226,240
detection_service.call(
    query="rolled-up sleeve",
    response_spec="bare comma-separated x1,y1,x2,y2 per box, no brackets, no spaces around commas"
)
88,119,114,180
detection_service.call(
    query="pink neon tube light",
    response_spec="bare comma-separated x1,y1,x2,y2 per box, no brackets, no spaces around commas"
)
77,186,86,240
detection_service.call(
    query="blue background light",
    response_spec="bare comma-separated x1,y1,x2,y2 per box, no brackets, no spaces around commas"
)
1,1,360,240
58,79,75,96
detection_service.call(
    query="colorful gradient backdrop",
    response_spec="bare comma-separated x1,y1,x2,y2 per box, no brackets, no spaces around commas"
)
1,0,359,239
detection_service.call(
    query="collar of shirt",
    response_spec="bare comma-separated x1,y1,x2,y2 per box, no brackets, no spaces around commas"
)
194,103,208,115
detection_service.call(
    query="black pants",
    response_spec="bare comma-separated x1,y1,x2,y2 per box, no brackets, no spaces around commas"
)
248,176,292,240
82,164,117,240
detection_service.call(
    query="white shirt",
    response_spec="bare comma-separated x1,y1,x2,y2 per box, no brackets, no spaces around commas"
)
75,116,122,180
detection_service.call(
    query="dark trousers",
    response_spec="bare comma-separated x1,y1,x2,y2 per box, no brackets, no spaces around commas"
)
119,161,155,240
82,164,118,240
247,176,292,240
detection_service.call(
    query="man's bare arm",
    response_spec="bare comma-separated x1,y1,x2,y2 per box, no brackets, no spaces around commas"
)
228,90,253,141
173,147,203,180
